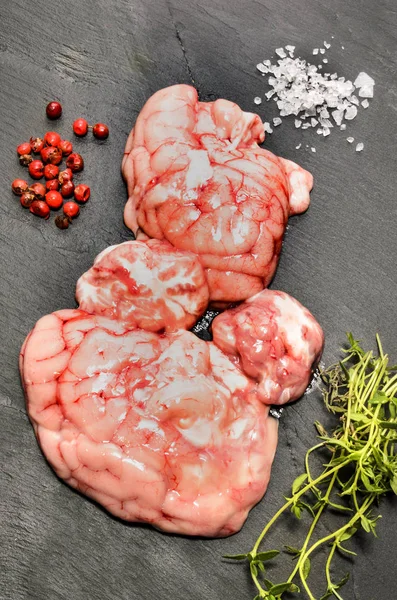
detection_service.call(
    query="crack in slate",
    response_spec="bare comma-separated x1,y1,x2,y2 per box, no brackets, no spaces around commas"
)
174,25,196,86
166,1,197,90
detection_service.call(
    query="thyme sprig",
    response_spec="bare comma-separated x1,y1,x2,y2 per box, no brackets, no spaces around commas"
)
224,334,397,599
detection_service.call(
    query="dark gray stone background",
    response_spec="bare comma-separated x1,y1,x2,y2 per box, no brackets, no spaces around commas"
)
1,1,396,599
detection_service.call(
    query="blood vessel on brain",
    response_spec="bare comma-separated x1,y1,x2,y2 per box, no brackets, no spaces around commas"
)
20,87,323,537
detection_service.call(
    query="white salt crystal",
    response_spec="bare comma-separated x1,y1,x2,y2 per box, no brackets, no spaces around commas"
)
341,45,345,50
317,128,323,135
340,124,347,130
263,59,271,66
312,48,319,55
332,109,344,125
311,118,318,126
327,96,339,108
296,143,302,149
320,48,326,54
345,105,358,120
323,127,331,137
319,118,333,128
285,45,295,56
324,41,331,49
301,123,311,129
356,142,364,152
361,99,369,108
354,72,375,88
323,58,328,63
264,122,273,134
347,136,354,143
358,85,374,98
295,119,302,128
273,117,282,126
256,63,268,73
311,147,316,152
254,96,262,105
350,95,360,106
275,47,287,58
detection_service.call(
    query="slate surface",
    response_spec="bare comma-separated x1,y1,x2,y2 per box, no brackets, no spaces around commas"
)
1,1,396,599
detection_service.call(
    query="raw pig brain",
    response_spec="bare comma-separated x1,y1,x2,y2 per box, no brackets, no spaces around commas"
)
20,240,323,537
122,84,313,304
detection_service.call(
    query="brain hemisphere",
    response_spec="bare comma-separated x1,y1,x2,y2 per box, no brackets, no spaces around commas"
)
122,84,313,304
76,238,209,332
21,309,275,537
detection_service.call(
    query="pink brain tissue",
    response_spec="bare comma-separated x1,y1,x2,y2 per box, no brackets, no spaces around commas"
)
20,86,322,537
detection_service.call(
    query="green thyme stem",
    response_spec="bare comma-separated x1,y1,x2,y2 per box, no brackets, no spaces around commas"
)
324,544,341,598
251,459,352,556
298,494,375,599
251,571,265,597
300,493,374,565
286,470,339,586
304,443,326,487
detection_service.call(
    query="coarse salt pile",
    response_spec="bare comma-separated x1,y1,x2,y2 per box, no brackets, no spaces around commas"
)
255,42,374,151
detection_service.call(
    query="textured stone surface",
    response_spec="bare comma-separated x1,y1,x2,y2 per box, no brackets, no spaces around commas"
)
1,0,396,598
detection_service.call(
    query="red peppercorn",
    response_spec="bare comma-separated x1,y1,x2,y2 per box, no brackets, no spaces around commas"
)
30,137,45,153
55,215,71,230
60,181,75,198
12,179,29,195
74,184,91,203
44,164,59,180
40,146,54,164
46,179,59,191
92,123,109,140
29,183,46,200
41,146,63,165
30,200,50,219
45,190,63,210
19,154,33,166
28,160,45,179
44,131,61,147
20,192,36,208
58,168,73,184
59,139,73,156
66,153,84,172
73,118,89,137
40,147,51,163
63,201,80,218
17,142,32,155
46,101,62,120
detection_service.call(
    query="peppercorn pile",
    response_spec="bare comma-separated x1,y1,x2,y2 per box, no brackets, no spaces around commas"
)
11,101,109,230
